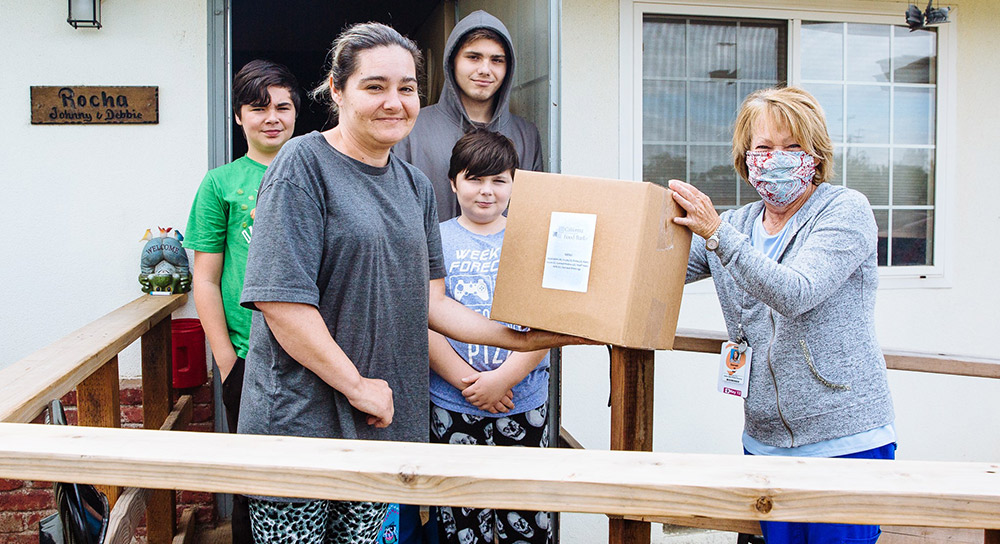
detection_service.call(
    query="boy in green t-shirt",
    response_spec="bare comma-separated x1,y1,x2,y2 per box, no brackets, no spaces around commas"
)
183,59,299,544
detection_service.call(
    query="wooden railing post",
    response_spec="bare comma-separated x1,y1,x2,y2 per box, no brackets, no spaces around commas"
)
609,346,655,544
77,354,123,508
142,316,175,544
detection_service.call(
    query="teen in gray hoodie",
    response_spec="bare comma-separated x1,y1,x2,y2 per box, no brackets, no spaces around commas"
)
394,10,544,222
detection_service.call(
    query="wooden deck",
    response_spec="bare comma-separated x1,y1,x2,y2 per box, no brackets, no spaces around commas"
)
881,526,987,544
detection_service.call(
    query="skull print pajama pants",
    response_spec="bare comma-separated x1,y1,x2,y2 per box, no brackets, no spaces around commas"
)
430,402,553,544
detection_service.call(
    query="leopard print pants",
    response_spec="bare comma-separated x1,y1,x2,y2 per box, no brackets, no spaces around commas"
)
248,498,389,543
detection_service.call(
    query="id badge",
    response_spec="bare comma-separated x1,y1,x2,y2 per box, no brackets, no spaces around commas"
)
717,341,752,398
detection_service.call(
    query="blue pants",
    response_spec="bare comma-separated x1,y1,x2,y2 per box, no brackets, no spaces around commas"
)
397,503,438,544
748,443,896,544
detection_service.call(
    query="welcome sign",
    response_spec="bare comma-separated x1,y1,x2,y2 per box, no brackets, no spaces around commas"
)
31,86,158,124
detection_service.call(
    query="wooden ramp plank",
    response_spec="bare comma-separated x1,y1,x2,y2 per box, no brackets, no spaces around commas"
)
625,514,760,535
0,423,997,530
880,526,985,544
171,507,197,544
0,294,186,424
104,486,152,544
672,328,1000,379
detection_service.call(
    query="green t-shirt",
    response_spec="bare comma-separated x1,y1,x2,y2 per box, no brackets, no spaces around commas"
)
183,155,266,359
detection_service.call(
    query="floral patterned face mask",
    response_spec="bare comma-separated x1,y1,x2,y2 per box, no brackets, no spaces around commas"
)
745,150,816,207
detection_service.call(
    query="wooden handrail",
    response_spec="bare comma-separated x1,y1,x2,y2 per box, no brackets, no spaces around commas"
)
674,328,1000,379
0,423,997,529
0,297,997,542
0,294,186,424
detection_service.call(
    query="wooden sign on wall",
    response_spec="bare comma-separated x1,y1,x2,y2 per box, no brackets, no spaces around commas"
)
31,86,158,125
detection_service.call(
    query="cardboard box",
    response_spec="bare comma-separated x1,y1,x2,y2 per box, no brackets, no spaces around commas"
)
491,170,691,350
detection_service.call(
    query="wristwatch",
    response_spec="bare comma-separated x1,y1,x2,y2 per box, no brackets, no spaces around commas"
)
705,227,721,252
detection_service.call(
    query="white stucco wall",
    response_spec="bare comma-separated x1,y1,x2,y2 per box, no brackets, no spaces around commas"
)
1,0,996,537
0,0,207,376
559,0,1000,540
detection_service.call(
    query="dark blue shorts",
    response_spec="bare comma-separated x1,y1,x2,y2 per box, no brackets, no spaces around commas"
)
746,442,896,544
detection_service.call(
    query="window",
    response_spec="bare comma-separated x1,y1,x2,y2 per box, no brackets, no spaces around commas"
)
643,17,787,209
625,2,950,275
800,23,937,266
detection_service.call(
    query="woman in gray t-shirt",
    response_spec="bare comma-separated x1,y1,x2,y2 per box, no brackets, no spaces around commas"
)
238,22,588,544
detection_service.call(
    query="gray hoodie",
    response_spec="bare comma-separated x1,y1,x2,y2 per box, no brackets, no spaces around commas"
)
687,183,895,448
394,10,544,222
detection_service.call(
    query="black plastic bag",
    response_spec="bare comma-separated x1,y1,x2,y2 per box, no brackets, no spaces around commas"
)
38,400,109,544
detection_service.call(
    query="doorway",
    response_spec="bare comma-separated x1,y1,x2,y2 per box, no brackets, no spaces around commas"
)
230,0,441,159
217,0,558,169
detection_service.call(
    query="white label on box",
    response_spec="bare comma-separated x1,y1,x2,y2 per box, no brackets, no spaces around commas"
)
541,212,597,293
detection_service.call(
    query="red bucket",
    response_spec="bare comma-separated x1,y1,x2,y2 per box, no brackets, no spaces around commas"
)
171,318,207,389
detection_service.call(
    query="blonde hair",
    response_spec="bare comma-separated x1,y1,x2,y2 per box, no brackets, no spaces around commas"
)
732,86,835,184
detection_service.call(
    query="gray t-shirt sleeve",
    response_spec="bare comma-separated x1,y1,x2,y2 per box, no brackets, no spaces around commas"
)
240,176,324,310
417,168,446,280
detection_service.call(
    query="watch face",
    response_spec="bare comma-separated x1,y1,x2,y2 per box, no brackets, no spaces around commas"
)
706,237,719,251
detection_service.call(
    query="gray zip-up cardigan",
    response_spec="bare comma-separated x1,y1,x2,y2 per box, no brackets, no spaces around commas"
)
687,182,895,448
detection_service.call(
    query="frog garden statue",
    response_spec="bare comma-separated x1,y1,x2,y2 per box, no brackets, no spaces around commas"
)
138,227,191,295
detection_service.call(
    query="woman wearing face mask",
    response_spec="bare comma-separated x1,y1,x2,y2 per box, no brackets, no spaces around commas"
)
669,86,895,544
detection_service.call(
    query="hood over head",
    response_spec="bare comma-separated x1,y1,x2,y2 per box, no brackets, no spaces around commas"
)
440,10,516,131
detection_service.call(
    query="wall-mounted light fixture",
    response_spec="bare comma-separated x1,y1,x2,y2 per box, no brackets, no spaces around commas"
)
67,0,101,29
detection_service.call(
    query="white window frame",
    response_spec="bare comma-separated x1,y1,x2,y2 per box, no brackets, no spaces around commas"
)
620,0,957,288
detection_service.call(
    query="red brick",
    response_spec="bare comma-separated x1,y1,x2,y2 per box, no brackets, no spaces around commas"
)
30,412,45,424
0,511,27,532
1,490,54,511
60,391,77,406
30,481,52,489
122,405,144,424
120,385,144,406
64,409,78,425
194,504,215,525
4,533,41,544
23,511,50,527
0,511,50,535
0,479,24,491
191,404,213,423
177,490,213,504
191,385,213,404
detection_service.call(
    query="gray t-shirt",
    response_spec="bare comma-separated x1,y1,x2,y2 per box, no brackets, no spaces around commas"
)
239,131,445,445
